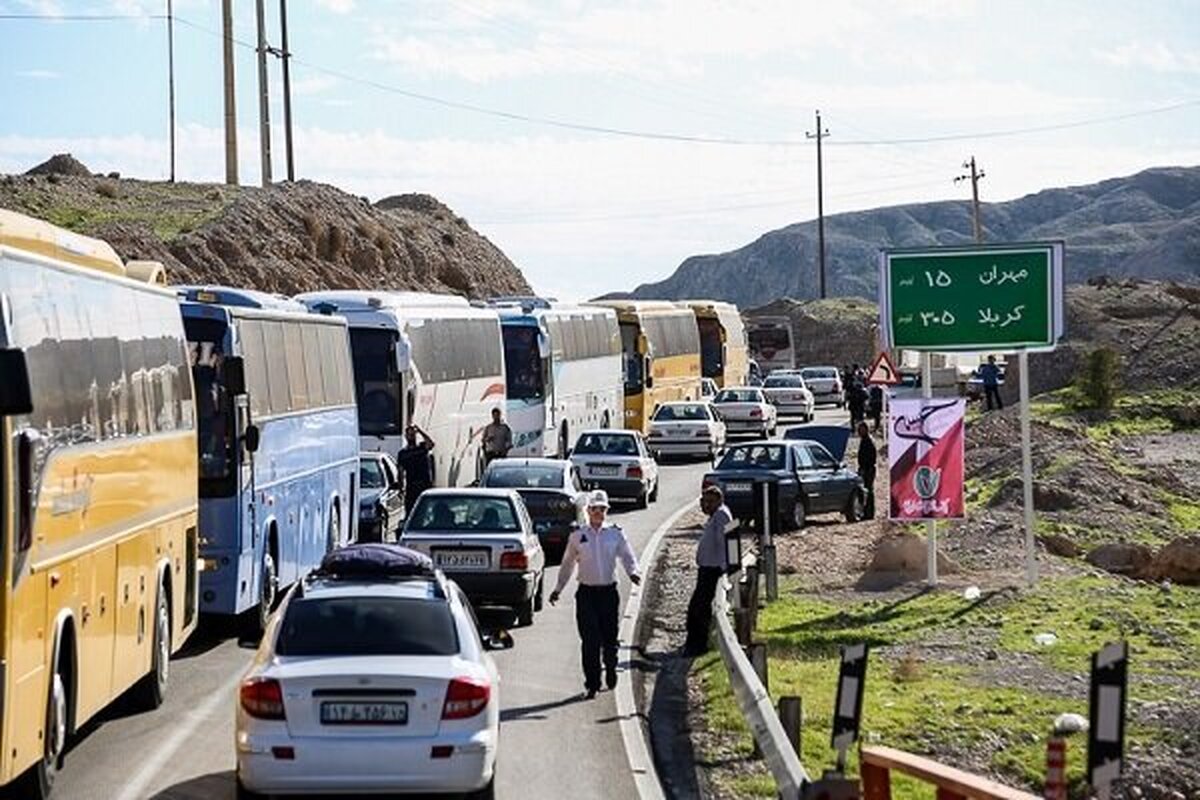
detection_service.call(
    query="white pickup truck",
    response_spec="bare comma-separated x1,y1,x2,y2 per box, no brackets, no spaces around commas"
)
711,386,777,438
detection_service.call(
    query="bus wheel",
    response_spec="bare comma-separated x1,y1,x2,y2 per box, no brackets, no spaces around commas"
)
247,552,278,638
327,505,340,551
26,666,67,798
132,587,170,710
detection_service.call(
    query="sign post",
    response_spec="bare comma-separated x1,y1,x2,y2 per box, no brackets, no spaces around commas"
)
879,243,1064,586
831,643,868,773
1088,642,1128,800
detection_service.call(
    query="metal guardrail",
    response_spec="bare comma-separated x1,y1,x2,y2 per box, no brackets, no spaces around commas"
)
713,563,810,798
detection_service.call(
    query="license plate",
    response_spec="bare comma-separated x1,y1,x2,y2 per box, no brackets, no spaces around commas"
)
725,482,752,493
589,465,620,476
320,702,408,725
670,429,691,437
434,550,489,569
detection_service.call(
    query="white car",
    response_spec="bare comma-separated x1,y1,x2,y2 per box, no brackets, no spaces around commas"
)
700,377,719,402
400,489,546,626
761,373,815,421
235,546,508,800
646,401,727,459
570,429,660,509
711,386,778,438
800,366,845,407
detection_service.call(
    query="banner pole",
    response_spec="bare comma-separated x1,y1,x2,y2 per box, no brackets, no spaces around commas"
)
922,351,937,587
1020,349,1037,585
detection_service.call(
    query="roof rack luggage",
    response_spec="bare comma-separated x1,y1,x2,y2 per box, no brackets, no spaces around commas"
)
315,544,437,581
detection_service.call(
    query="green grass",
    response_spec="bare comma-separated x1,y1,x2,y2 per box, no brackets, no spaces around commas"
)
964,476,1006,510
1084,415,1175,444
40,201,226,242
1164,495,1200,532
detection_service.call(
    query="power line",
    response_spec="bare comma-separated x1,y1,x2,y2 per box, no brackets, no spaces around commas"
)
0,13,166,20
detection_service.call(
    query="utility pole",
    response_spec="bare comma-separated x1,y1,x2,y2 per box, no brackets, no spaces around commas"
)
255,0,273,187
221,0,238,185
277,0,295,181
955,156,986,243
806,110,830,299
166,0,176,182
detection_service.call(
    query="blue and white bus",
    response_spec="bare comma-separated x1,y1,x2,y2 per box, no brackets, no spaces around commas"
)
491,298,623,458
179,287,359,631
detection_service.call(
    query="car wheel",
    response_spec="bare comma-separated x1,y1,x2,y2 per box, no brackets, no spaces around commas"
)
844,491,865,523
533,574,545,613
649,479,659,502
131,585,170,710
635,490,649,510
235,776,266,800
516,594,535,627
788,499,807,531
468,775,496,800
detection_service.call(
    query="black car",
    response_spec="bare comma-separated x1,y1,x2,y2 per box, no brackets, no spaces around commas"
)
479,458,585,564
702,439,866,531
358,451,404,543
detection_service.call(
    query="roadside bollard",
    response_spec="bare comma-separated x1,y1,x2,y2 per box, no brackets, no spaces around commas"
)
1044,736,1066,800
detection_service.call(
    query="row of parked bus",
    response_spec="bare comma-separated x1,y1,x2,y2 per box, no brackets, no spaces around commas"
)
0,210,749,796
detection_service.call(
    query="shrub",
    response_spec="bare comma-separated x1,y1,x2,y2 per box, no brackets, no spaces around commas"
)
1075,347,1121,412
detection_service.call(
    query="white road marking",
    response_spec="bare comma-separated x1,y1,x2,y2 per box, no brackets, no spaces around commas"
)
114,670,243,800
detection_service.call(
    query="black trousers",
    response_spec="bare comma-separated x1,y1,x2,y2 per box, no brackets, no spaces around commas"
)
859,467,877,519
685,567,724,653
985,385,1003,410
575,584,620,692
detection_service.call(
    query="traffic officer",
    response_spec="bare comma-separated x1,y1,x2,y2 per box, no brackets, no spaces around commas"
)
549,490,641,699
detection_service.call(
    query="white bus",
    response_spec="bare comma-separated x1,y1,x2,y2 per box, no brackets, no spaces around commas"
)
296,291,505,488
746,315,795,375
491,298,623,458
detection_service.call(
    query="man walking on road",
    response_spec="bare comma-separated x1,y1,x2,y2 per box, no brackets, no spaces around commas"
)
856,421,878,519
549,490,641,699
481,407,513,465
397,424,435,514
978,355,1003,411
684,486,733,657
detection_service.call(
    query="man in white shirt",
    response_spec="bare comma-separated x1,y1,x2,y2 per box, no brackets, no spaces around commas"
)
684,486,733,657
549,490,641,699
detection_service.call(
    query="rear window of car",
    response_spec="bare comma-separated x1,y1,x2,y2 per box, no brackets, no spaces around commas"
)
276,596,459,656
763,376,805,388
718,444,785,470
574,433,638,456
408,496,520,532
484,465,564,489
714,389,761,403
654,404,709,421
802,368,837,379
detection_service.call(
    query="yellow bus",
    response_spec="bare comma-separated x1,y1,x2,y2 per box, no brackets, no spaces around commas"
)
592,301,702,434
0,210,199,797
682,300,749,389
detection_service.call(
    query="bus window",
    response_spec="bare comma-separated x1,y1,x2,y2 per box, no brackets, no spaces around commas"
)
502,325,544,401
349,327,401,436
184,316,235,495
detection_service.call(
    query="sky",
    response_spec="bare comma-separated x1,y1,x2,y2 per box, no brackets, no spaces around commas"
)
1,0,1198,300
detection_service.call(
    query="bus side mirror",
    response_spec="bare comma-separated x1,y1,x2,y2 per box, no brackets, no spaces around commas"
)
224,357,247,396
537,331,550,358
0,349,33,416
395,336,411,372
244,424,261,454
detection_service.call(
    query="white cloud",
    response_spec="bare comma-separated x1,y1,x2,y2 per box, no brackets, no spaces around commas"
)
292,75,339,95
15,69,58,79
1097,40,1200,74
316,0,355,13
15,0,63,16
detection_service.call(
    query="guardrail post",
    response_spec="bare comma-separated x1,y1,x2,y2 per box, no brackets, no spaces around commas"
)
746,641,769,759
745,564,760,631
734,608,753,646
763,543,778,601
778,696,802,756
860,761,891,800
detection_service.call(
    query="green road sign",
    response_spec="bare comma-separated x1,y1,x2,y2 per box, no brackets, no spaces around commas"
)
879,242,1064,351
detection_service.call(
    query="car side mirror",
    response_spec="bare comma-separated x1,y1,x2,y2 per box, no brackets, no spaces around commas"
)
0,349,33,416
484,629,515,651
244,423,261,454
224,356,247,396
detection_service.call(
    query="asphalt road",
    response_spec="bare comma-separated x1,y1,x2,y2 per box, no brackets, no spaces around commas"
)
38,407,849,800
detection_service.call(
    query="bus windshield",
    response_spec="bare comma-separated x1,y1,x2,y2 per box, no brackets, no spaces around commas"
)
349,328,402,436
184,317,234,494
502,324,545,401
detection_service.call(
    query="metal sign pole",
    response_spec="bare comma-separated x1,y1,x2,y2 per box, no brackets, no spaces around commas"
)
1019,350,1037,584
922,351,937,587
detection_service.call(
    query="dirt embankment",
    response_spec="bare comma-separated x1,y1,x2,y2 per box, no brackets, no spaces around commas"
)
0,154,531,299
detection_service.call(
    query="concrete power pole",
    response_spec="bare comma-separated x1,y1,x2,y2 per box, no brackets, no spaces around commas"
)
278,0,295,182
255,0,273,187
221,0,238,185
955,156,986,243
806,110,831,299
166,0,176,182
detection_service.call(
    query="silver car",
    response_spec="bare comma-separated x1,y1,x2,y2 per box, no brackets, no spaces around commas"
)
570,429,660,509
646,401,727,459
761,374,815,421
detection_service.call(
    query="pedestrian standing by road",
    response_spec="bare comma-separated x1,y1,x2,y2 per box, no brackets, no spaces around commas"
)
549,490,641,699
977,355,1003,411
397,424,435,514
481,407,513,465
848,381,868,427
856,421,878,519
684,486,733,657
868,384,884,433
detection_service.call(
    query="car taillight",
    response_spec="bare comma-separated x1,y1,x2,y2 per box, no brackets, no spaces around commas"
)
750,408,762,418
442,677,490,719
500,551,528,570
627,465,643,479
240,677,285,720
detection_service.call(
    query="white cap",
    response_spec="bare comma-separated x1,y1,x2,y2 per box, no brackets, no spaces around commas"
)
586,489,610,509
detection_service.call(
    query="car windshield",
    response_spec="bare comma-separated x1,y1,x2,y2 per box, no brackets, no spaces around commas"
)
407,496,520,532
276,596,459,656
484,465,564,489
654,404,709,421
802,368,838,380
359,458,387,489
764,375,805,388
718,444,786,471
715,389,761,403
573,432,638,456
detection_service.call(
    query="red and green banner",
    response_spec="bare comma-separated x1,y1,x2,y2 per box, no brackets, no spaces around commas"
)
888,398,965,520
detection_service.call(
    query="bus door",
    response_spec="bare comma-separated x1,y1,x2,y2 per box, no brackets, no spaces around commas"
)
221,358,258,582
538,327,555,448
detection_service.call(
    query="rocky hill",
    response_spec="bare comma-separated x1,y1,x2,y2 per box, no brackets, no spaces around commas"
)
622,166,1200,308
0,154,531,298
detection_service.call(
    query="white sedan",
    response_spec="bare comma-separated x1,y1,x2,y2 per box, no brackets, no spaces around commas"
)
761,373,816,421
570,429,660,508
646,401,727,459
711,386,778,438
235,546,507,799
